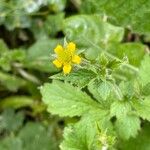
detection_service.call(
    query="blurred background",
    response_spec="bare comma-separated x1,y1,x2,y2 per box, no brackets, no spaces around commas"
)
0,0,70,149
0,0,150,150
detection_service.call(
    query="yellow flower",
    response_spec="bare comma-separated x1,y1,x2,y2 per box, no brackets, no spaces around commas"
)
53,42,81,74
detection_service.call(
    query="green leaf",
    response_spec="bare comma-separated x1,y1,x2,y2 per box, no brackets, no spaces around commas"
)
4,10,31,30
61,116,116,150
27,36,52,60
142,83,150,96
110,100,132,119
0,96,33,109
0,0,43,30
88,79,114,105
0,136,22,150
99,53,109,67
88,79,102,102
131,97,150,121
85,46,104,60
98,81,111,100
0,108,24,132
0,39,8,54
21,0,45,13
119,80,141,98
63,15,124,47
112,83,123,100
0,122,57,150
0,71,26,91
44,13,65,36
139,55,150,86
115,114,141,140
118,122,150,150
40,80,101,117
80,0,150,35
0,49,26,71
18,122,55,150
26,37,62,72
107,43,146,66
31,13,65,39
60,117,99,150
51,69,97,88
48,0,67,12
90,111,114,134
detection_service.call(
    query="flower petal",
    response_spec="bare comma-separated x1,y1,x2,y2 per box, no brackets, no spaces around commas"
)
53,59,62,68
67,42,76,52
54,45,63,55
63,64,72,74
72,55,81,64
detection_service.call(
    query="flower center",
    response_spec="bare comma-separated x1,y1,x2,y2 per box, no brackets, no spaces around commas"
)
58,49,73,64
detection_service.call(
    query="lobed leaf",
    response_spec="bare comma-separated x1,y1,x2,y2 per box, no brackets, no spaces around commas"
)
51,69,97,88
60,117,99,150
40,80,102,117
110,100,132,119
115,114,141,140
118,122,150,150
131,97,150,121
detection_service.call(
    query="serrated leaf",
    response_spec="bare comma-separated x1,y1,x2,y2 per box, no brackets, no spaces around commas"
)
60,117,99,150
131,97,150,121
118,123,150,150
119,80,141,98
142,83,150,96
90,111,114,134
88,80,114,106
119,81,134,98
40,80,102,117
115,114,141,140
112,83,123,100
98,81,111,100
110,100,132,119
139,55,150,86
99,53,109,67
51,69,97,88
88,79,102,102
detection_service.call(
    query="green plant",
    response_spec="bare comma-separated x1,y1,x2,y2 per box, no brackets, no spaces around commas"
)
0,0,150,150
41,15,150,150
